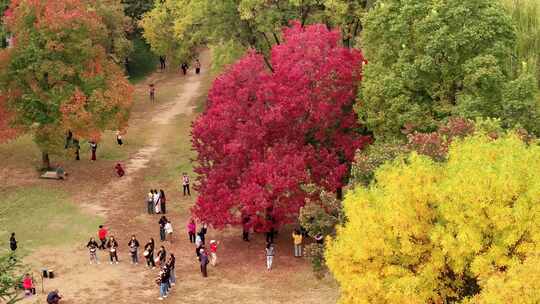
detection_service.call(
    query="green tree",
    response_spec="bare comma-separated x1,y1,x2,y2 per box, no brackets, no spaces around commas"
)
121,0,154,22
140,0,374,71
0,0,134,168
0,253,23,304
326,132,540,304
358,0,540,139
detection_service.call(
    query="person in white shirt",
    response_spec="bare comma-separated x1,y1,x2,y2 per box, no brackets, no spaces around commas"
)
153,189,161,214
164,220,173,243
182,173,190,196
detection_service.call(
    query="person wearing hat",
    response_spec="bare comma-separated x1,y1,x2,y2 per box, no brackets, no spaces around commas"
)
209,240,219,266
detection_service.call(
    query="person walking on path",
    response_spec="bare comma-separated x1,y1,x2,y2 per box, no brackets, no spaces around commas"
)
9,232,17,252
167,254,176,286
181,62,188,75
159,216,168,242
199,223,208,245
86,237,99,264
128,235,140,264
195,59,201,74
107,236,119,264
90,141,98,161
292,230,303,257
147,190,154,214
159,189,166,214
199,248,209,277
182,173,190,196
187,220,196,243
159,56,166,71
98,225,107,250
149,83,156,102
265,242,275,271
144,238,156,269
154,189,161,214
164,220,173,243
116,131,123,146
209,240,219,266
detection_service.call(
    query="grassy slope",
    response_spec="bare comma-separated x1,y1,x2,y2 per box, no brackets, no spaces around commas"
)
0,187,101,254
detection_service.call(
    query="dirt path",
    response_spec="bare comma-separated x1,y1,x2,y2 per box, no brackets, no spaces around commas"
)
22,51,338,304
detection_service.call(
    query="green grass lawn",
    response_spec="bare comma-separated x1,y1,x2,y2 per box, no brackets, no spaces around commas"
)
0,187,102,255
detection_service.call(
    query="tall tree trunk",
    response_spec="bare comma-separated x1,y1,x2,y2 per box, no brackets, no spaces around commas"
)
336,187,343,200
42,151,51,170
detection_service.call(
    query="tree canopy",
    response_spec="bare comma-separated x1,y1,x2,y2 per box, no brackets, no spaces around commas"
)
326,132,540,303
191,22,369,230
0,0,133,167
140,0,374,70
358,0,540,139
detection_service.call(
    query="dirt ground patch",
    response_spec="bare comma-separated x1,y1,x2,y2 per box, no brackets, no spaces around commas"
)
5,51,338,304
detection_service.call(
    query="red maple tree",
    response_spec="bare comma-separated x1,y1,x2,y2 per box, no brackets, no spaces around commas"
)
192,22,370,231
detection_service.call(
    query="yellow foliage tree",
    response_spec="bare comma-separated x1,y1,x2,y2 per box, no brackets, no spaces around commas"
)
326,133,540,304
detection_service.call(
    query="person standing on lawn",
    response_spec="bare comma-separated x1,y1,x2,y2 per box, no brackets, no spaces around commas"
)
209,240,219,266
159,189,166,214
157,267,168,300
98,225,107,250
147,190,154,214
199,223,208,245
86,237,99,264
265,242,275,271
107,236,119,264
159,216,168,242
199,248,209,277
292,229,303,257
128,235,140,264
167,254,176,286
164,220,173,243
144,238,156,269
90,141,98,161
157,245,167,266
154,189,161,214
9,232,17,252
182,173,190,196
187,219,196,243
116,131,123,145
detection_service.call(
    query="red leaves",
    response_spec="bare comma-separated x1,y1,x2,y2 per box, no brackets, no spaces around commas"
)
192,22,370,230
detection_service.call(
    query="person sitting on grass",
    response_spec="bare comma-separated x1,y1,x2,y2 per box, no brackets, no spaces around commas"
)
115,163,125,177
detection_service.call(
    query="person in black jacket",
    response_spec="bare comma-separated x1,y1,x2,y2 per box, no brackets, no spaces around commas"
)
156,246,167,266
86,237,99,264
144,238,156,269
107,236,119,264
9,232,17,251
167,254,176,286
128,235,140,264
159,216,168,242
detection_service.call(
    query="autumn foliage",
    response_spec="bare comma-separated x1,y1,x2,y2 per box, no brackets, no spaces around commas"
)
326,132,540,304
192,22,369,231
0,0,133,159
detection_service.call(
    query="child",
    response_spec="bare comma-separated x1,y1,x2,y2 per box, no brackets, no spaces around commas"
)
115,163,125,177
149,83,155,102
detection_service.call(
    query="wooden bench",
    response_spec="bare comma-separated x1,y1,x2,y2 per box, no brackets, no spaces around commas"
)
40,169,66,180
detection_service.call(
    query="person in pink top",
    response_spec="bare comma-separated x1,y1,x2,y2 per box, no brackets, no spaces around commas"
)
23,273,35,296
187,219,196,243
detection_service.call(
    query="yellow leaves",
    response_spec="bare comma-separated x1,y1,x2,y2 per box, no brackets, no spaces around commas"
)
327,132,540,303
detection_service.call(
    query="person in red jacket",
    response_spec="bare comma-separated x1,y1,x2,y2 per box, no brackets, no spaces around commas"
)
98,225,107,250
22,273,35,296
